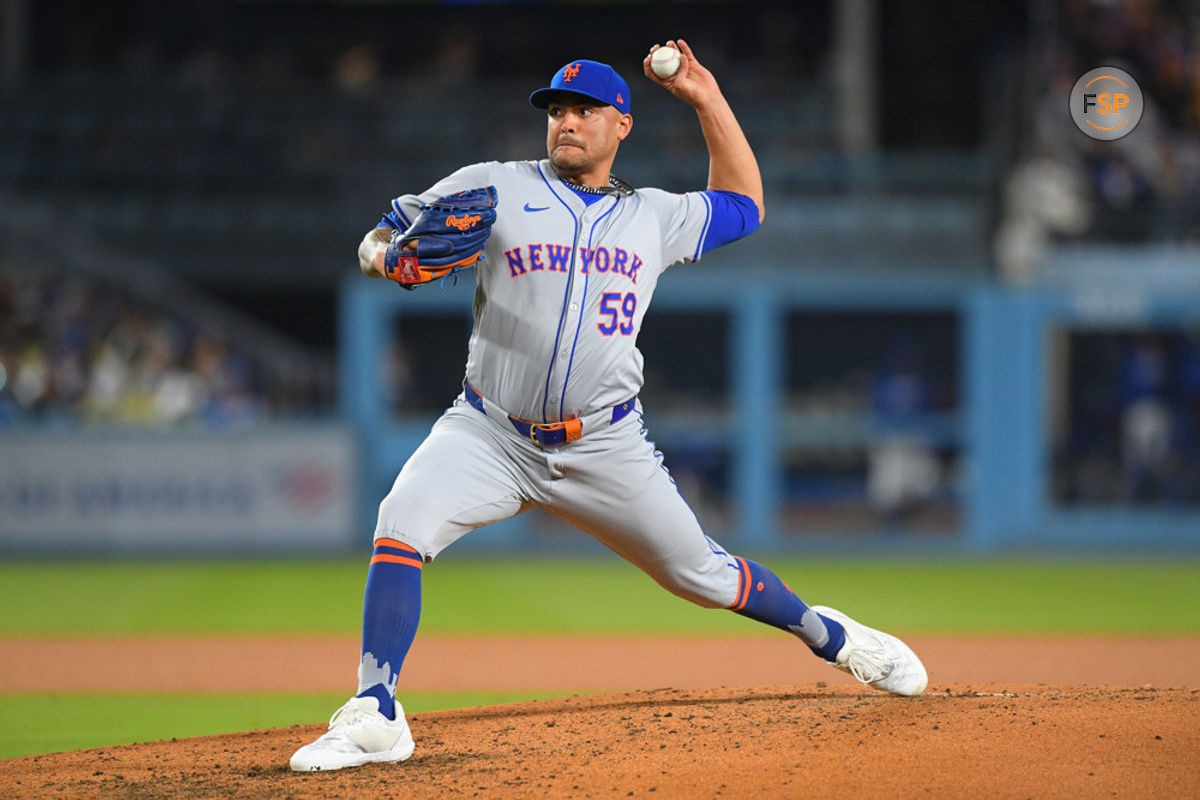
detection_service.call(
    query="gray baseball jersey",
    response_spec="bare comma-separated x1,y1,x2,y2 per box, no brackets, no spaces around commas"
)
388,158,715,422
376,157,740,609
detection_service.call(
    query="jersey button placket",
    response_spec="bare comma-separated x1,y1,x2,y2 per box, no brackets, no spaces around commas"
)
555,236,589,418
550,205,584,437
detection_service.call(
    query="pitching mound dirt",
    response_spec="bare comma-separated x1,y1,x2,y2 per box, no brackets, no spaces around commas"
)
3,685,1196,799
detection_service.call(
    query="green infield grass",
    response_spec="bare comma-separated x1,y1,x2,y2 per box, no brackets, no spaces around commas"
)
1,557,1198,636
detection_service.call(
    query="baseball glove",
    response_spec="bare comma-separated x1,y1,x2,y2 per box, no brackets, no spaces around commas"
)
383,186,498,288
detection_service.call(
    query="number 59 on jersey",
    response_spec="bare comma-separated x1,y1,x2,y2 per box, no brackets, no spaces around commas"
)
598,292,637,335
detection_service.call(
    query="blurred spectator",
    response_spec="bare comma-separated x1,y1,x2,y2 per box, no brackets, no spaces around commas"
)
1118,335,1173,500
380,341,416,416
0,264,323,429
333,44,381,97
993,154,1091,284
1055,328,1200,506
866,338,943,526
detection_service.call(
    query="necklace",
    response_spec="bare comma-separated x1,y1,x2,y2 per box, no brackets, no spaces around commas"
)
555,170,635,197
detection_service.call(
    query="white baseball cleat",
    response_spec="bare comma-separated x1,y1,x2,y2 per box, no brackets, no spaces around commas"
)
289,696,415,772
811,605,928,697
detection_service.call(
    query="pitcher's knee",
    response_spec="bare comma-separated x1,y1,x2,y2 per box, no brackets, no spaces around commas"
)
374,493,441,561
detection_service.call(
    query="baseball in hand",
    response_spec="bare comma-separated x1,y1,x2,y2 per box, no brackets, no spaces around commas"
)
650,46,681,79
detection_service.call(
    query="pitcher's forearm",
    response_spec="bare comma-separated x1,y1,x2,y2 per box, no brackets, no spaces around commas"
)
696,93,764,221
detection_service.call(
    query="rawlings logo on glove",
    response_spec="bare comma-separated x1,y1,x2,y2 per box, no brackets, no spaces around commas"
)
383,186,498,288
446,214,483,231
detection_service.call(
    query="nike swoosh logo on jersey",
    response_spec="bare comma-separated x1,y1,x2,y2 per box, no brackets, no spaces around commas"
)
524,203,550,212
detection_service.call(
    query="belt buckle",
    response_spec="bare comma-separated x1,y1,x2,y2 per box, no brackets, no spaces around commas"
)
530,419,582,445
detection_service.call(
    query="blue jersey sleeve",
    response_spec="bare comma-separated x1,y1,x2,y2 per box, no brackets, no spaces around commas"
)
699,191,761,253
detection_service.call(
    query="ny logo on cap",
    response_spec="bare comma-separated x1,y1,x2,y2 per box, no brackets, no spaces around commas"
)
563,63,581,82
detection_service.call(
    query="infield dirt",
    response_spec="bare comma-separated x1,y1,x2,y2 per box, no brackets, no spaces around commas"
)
2,636,1198,799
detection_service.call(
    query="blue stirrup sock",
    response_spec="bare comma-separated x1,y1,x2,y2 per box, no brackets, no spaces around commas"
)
727,557,846,662
356,537,423,721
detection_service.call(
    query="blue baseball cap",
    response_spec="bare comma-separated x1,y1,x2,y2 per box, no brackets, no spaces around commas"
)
529,59,631,114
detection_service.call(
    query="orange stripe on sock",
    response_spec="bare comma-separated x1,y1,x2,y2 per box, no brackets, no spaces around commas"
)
373,538,420,555
728,557,751,611
369,553,424,569
728,559,741,610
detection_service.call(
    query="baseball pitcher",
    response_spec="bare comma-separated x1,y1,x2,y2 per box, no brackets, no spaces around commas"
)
291,41,927,772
